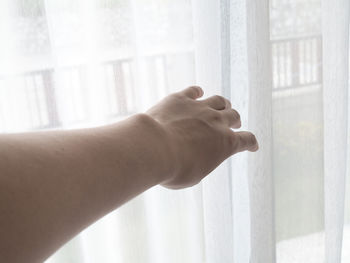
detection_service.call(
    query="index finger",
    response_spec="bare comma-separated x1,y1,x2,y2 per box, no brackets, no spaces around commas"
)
179,86,204,99
230,131,259,154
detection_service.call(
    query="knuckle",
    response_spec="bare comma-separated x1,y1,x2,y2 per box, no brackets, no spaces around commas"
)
231,109,241,120
230,109,241,127
251,134,257,145
209,110,222,122
171,92,184,99
191,86,201,92
189,86,202,97
247,133,257,146
171,93,191,104
189,86,197,93
227,132,238,153
192,118,210,129
214,95,226,105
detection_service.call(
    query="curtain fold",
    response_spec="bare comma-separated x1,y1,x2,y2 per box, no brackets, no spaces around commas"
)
191,0,234,262
229,1,251,262
245,0,275,261
0,0,350,262
322,0,350,262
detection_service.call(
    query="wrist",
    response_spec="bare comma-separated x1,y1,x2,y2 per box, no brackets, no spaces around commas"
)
132,113,178,185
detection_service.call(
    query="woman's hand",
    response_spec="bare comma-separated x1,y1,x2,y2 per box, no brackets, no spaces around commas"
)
146,86,259,189
0,85,259,262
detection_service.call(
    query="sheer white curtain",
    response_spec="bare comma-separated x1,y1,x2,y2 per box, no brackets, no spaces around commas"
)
0,0,349,262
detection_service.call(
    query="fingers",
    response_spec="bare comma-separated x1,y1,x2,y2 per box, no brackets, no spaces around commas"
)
230,131,259,154
221,108,241,128
179,86,204,99
208,108,241,129
200,95,231,110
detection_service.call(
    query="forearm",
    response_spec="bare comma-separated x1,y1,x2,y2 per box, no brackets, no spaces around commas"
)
0,113,172,262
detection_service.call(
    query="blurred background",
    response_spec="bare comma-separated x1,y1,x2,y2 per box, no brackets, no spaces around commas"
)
0,0,349,262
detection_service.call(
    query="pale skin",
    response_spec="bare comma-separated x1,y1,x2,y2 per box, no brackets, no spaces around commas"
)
0,86,258,262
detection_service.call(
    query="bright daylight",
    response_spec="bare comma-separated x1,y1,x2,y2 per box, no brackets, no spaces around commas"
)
0,0,349,262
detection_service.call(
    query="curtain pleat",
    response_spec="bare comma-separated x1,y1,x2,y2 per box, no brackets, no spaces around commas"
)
1,0,350,262
227,0,252,262
245,0,276,262
191,0,235,262
322,0,350,262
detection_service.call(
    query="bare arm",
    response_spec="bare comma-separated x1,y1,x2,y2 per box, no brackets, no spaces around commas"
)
0,86,258,262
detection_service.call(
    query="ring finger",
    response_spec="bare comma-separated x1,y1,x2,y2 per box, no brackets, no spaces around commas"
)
221,108,241,128
200,95,231,110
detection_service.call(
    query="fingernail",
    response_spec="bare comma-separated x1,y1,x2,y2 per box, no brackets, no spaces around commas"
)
255,141,259,151
197,87,203,97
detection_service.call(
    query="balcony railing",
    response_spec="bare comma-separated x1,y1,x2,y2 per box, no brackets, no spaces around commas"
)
0,51,194,132
0,59,136,131
0,70,58,131
0,36,322,132
271,35,322,90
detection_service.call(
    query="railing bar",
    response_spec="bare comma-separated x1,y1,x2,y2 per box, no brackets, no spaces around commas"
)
313,38,317,82
301,40,305,84
305,40,309,84
299,41,303,85
281,44,285,87
68,69,77,119
129,61,137,112
281,43,287,87
114,62,127,114
305,40,308,84
275,44,279,88
277,44,281,88
272,44,278,88
310,40,314,83
308,40,312,83
74,67,85,121
285,42,289,87
273,82,321,91
36,75,48,126
303,40,307,85
318,36,323,84
271,34,322,43
27,75,36,127
34,74,45,126
122,61,135,112
154,55,168,99
311,39,315,83
289,42,294,86
287,42,290,86
291,39,297,87
105,64,114,114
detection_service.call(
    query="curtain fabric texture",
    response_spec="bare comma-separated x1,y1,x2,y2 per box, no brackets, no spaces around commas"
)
0,0,349,262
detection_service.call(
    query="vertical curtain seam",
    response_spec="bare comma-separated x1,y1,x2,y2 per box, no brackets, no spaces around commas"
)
322,0,350,261
220,0,233,218
246,0,275,261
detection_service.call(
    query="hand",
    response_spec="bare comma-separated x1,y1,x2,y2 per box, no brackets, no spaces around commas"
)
146,86,259,189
